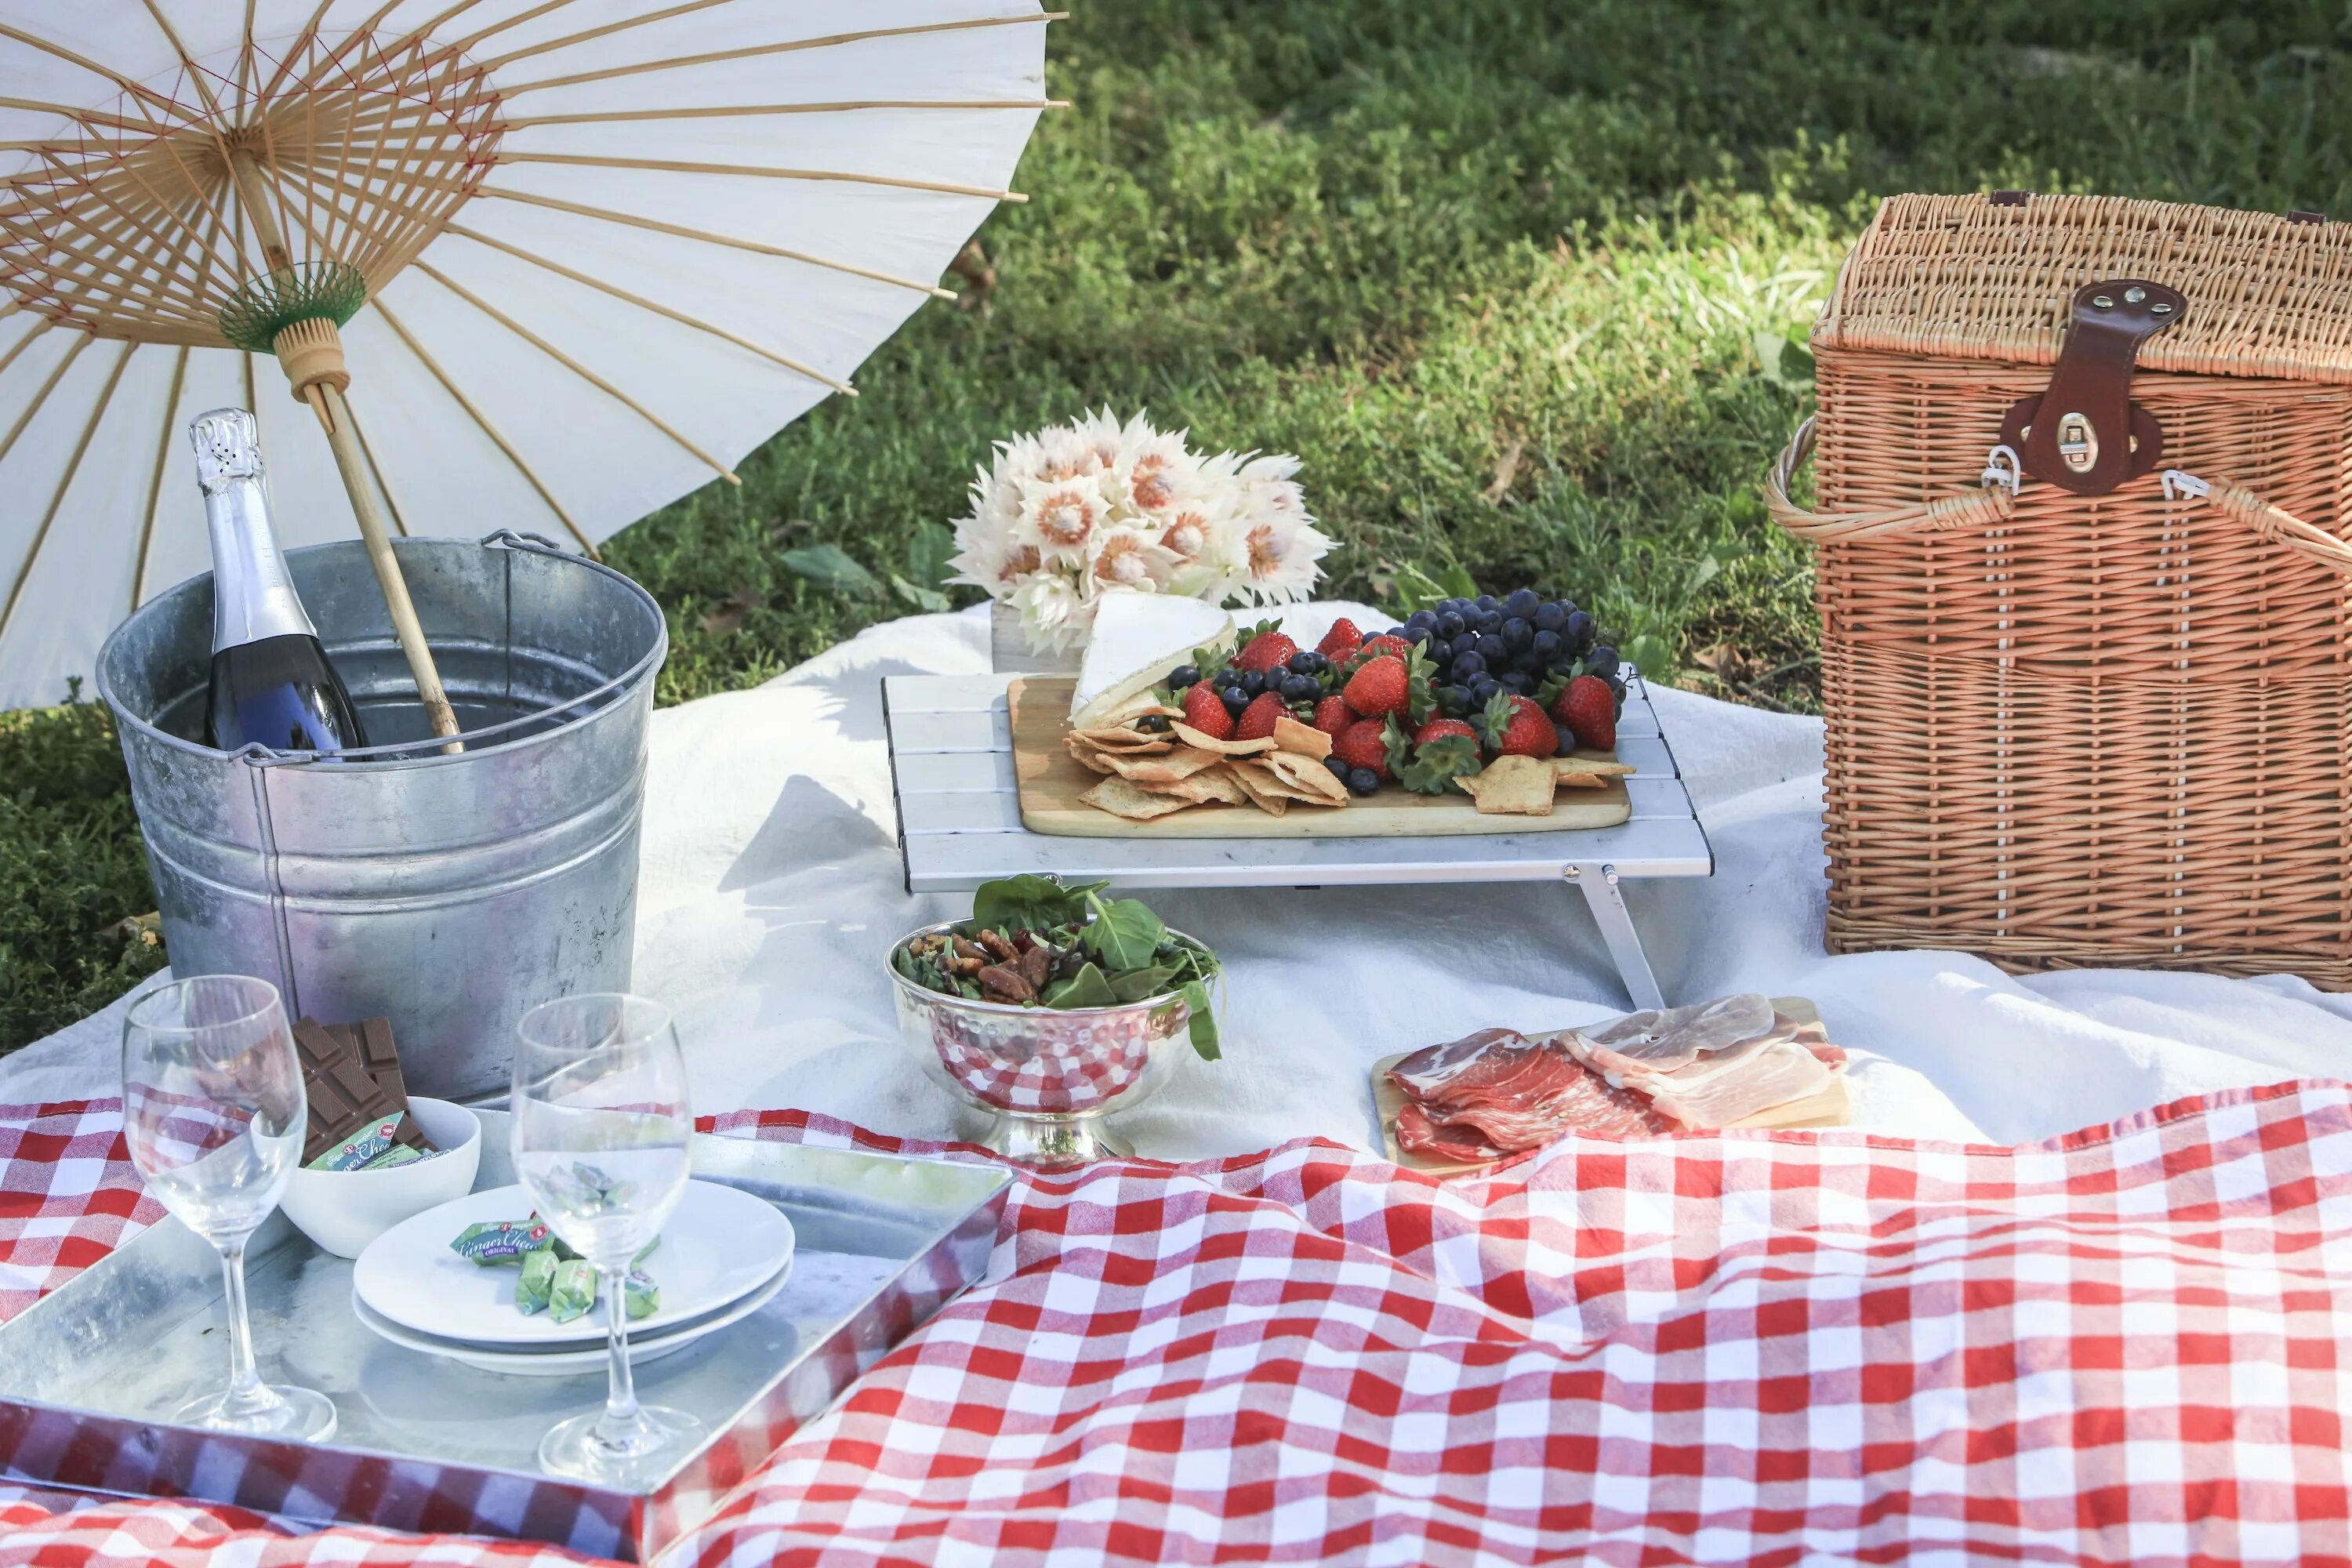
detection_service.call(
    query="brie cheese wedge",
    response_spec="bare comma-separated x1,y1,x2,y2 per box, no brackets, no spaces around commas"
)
1069,593,1234,729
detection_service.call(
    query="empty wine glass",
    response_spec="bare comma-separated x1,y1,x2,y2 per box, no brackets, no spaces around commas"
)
512,993,705,1486
121,975,336,1441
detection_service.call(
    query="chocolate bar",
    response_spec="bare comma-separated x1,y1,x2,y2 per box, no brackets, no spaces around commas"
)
292,1016,431,1165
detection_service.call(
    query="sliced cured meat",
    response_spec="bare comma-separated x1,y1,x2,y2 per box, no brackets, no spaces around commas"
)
1387,1028,1526,1102
1570,993,1777,1078
1393,1102,1506,1162
1644,1040,1833,1131
1439,1062,1673,1147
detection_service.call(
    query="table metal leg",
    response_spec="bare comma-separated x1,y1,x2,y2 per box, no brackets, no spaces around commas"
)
1567,863,1665,1011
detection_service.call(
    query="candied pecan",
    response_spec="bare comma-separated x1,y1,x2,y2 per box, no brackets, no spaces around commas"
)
976,927,1020,963
1018,942,1054,990
950,935,989,964
976,964,1035,1002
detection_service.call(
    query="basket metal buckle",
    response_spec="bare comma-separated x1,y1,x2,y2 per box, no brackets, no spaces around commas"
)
2159,469,2209,502
1980,443,2023,496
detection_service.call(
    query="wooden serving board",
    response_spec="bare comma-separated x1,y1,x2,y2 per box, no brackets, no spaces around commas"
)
1011,677,1633,839
1370,998,1854,1177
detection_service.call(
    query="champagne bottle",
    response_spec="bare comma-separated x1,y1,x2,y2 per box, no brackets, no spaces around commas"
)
190,408,368,754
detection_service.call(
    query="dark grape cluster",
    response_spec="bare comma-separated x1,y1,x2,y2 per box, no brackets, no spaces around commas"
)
1398,588,1620,717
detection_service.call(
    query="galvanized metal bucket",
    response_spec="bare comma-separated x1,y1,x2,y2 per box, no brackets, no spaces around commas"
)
96,532,666,1100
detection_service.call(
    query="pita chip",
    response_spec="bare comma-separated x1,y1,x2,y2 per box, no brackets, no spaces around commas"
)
1103,746,1227,786
1080,776,1198,820
1459,754,1557,815
1223,759,1291,815
1555,754,1636,781
1164,765,1249,806
1261,750,1348,804
1172,722,1276,757
1271,715,1333,760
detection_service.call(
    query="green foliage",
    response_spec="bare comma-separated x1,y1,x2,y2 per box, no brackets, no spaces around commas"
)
13,0,2352,1044
0,698,167,1050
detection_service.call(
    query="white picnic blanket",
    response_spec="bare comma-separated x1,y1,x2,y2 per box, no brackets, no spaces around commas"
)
9,603,2347,1150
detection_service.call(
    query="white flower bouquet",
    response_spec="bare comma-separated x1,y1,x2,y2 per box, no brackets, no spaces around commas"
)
949,409,1332,653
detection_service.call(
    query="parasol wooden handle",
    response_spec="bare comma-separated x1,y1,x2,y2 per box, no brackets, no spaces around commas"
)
227,147,463,748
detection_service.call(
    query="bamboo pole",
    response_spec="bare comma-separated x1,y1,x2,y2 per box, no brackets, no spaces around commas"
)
226,144,463,745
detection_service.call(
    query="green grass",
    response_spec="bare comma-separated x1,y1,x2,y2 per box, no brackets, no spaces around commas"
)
8,0,2352,1050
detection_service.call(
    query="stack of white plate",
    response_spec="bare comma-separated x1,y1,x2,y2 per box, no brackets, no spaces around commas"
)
351,1181,796,1377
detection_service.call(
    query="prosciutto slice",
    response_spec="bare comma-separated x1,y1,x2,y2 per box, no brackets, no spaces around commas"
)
1570,993,1778,1077
1393,1102,1506,1162
1642,1040,1835,1130
1388,1029,1673,1153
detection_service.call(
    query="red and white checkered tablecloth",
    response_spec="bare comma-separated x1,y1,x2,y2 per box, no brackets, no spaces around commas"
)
0,1084,2347,1566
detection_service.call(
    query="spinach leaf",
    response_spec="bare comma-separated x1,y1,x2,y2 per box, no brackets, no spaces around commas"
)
1108,964,1175,1003
1081,892,1166,971
1041,963,1118,1009
971,876,1099,935
1180,980,1221,1060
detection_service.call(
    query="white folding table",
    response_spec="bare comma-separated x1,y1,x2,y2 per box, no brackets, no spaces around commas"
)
880,672,1711,1009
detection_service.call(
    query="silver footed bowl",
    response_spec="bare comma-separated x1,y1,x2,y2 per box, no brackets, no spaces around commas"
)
887,919,1196,1167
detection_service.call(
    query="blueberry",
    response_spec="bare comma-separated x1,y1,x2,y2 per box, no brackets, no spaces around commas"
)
1564,610,1594,650
1439,684,1472,712
1403,622,1432,644
1475,609,1503,636
1505,586,1541,619
1476,632,1511,663
1450,651,1486,682
1512,650,1545,677
1470,676,1501,706
1436,611,1466,638
1326,755,1352,780
1425,637,1452,666
1555,722,1577,753
1221,684,1249,713
1586,644,1621,678
1531,602,1566,633
1138,714,1171,732
1499,670,1530,694
1531,628,1562,662
1346,766,1382,797
1287,650,1320,676
1406,609,1436,632
1282,673,1321,703
1169,663,1200,691
1475,593,1498,612
1218,664,1243,687
1501,616,1533,651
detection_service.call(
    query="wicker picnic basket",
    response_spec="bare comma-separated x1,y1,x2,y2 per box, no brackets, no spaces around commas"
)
1765,191,2352,985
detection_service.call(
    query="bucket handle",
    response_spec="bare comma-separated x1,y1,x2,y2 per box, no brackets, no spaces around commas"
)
1762,416,2352,574
482,528,568,555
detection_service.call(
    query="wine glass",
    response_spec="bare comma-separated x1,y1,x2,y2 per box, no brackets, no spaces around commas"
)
512,993,706,1486
121,975,336,1441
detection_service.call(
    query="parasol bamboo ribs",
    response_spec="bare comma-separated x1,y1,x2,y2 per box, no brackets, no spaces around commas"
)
223,144,462,746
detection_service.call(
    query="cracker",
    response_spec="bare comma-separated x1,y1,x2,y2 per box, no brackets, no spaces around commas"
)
1271,715,1333,760
1554,772,1607,789
1171,723,1277,756
1460,753,1557,815
1093,690,1182,728
1164,766,1249,806
1071,725,1171,753
1080,776,1198,820
1223,759,1291,815
1262,750,1348,804
1555,754,1636,780
1062,735,1120,775
1105,746,1226,786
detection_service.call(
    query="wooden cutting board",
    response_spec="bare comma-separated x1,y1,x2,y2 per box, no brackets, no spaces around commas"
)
1370,998,1853,1176
1011,677,1632,838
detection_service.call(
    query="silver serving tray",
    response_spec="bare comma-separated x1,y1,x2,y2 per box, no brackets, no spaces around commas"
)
0,1114,1011,1561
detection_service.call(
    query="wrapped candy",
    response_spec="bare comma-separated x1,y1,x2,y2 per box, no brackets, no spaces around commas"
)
514,1247,557,1315
449,1218,555,1266
624,1270,659,1320
548,1258,596,1324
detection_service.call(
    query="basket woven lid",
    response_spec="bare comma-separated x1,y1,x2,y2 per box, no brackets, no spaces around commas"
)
1814,192,2352,383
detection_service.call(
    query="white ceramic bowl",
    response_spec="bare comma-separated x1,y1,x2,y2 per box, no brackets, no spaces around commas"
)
281,1097,482,1258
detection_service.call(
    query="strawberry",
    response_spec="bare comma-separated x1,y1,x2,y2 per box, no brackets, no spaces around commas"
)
1355,633,1413,662
1180,682,1234,739
1316,618,1363,659
1485,692,1557,759
1235,631,1298,673
1413,717,1478,746
1333,719,1391,781
1233,691,1287,742
1552,673,1616,751
1312,693,1355,737
1342,654,1410,718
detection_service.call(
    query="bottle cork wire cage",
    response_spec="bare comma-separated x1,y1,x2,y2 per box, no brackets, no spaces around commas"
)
0,1,1059,722
1764,192,2352,986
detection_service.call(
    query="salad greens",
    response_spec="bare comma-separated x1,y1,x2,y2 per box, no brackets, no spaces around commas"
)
894,877,1223,1059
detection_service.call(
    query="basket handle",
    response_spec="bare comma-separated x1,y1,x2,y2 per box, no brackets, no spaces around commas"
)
1762,417,2014,542
1764,417,2352,573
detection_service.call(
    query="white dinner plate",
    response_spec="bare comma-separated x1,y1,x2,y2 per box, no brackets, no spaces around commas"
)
350,1256,793,1377
354,1180,794,1348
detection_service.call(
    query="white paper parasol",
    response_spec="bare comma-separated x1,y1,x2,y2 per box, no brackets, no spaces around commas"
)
0,0,1056,715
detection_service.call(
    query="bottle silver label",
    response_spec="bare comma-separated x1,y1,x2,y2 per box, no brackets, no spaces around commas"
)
190,407,318,649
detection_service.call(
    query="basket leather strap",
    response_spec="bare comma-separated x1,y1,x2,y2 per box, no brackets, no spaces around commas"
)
1764,418,2352,575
